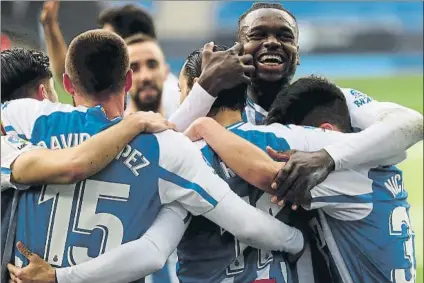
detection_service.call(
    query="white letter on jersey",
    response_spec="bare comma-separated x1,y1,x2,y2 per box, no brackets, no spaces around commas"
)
390,206,416,283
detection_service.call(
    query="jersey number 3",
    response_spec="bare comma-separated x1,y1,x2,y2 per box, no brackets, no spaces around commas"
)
390,206,416,283
38,180,130,266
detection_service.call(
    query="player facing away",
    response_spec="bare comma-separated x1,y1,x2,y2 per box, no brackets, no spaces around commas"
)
184,76,418,283
1,31,304,282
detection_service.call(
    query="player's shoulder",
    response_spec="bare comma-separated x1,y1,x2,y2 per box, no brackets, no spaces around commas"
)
2,98,87,118
153,130,204,169
338,86,374,109
154,130,199,154
236,121,305,139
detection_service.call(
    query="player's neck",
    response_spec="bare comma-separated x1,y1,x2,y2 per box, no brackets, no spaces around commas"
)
248,79,290,111
74,93,125,119
210,109,243,128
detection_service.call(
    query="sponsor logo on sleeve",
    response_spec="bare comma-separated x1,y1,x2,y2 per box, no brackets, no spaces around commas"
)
350,89,373,108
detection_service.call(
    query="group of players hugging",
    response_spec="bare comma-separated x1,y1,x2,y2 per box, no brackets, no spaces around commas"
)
1,2,423,283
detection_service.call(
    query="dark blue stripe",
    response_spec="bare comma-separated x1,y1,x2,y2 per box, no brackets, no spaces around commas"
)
158,167,218,206
312,193,372,204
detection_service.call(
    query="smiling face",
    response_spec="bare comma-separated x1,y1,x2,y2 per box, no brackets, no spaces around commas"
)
240,8,299,82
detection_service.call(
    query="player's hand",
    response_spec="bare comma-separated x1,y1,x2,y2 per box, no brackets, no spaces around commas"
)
40,1,60,25
267,147,335,208
183,117,213,141
198,42,254,97
125,111,176,133
7,242,56,283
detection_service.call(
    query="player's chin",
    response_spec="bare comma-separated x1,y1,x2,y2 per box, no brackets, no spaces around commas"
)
256,71,285,82
255,62,287,82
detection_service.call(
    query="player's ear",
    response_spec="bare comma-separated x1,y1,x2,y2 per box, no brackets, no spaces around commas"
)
193,77,199,85
124,70,133,93
34,84,48,101
63,73,75,96
319,123,335,131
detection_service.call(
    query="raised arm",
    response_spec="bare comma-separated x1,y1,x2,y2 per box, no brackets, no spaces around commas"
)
9,112,174,185
40,1,68,91
169,42,254,131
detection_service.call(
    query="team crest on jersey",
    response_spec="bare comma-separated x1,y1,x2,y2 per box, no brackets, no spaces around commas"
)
350,89,372,108
6,135,29,151
7,135,27,145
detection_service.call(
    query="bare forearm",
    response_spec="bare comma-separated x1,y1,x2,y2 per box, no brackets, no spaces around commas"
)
12,119,143,184
42,21,67,86
196,119,279,193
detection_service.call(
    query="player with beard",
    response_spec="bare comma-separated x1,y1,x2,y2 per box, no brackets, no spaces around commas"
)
40,1,180,119
124,34,167,116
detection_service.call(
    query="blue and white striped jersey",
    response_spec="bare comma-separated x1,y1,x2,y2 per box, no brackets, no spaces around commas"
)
1,99,231,281
308,165,416,283
177,122,342,283
177,121,415,283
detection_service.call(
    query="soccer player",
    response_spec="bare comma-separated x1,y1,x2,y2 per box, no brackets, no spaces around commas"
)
124,34,169,116
1,110,173,282
40,1,178,118
1,111,173,188
3,31,303,283
1,48,58,104
183,76,418,283
170,2,423,198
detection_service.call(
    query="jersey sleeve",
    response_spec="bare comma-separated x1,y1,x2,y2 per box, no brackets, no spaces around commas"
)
324,88,422,169
155,130,230,216
340,88,378,130
1,135,40,191
169,82,216,132
1,98,82,141
1,99,42,139
304,168,373,221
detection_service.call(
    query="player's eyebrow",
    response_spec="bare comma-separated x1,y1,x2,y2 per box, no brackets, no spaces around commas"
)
249,25,295,36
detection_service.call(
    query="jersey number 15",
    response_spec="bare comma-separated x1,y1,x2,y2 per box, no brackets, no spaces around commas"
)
38,180,130,266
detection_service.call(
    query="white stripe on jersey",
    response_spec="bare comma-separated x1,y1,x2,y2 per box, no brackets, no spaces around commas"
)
1,99,88,140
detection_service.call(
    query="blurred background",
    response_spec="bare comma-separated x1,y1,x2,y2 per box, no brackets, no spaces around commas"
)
2,1,423,282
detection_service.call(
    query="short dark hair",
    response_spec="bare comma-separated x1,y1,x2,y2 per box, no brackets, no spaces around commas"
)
65,29,129,97
183,45,246,113
98,4,156,39
125,33,156,46
266,75,352,132
1,48,52,103
238,2,298,41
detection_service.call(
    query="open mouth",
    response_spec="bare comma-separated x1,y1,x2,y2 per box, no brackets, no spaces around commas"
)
257,54,284,66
